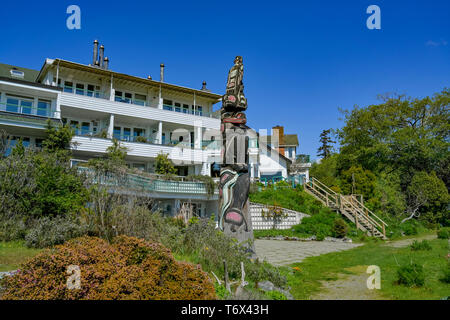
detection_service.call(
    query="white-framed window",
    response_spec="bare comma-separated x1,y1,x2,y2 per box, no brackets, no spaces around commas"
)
5,95,33,115
10,69,24,78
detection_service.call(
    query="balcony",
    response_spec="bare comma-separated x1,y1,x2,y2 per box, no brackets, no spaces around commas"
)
60,84,109,100
60,93,220,129
72,135,207,163
162,104,213,118
0,101,56,118
78,166,218,198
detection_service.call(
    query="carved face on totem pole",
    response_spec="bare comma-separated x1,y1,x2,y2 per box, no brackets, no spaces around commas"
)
219,56,254,250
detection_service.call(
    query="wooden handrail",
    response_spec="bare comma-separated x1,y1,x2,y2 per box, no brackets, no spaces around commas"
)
346,194,389,227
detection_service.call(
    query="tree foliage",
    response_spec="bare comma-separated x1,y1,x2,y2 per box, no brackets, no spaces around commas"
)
312,88,449,225
155,153,177,175
317,129,335,158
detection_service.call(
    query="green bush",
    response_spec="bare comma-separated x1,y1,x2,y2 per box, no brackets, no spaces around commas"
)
440,264,450,284
25,216,89,248
332,218,349,238
0,218,27,242
266,290,287,300
292,211,340,240
396,263,425,287
409,240,432,251
437,227,450,239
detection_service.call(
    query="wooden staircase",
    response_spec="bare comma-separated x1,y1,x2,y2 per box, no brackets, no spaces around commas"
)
304,177,388,239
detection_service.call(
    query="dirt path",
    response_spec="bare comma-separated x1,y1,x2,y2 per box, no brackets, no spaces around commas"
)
309,234,437,300
383,234,437,248
310,266,384,300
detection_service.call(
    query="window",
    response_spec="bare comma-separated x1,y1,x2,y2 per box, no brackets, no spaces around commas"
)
174,102,181,112
6,96,33,114
21,100,33,114
70,120,79,134
64,81,73,93
37,100,50,117
122,127,131,141
76,83,85,95
133,128,145,139
196,105,203,116
115,91,132,104
81,122,90,135
10,69,24,78
134,94,147,106
183,104,189,114
35,139,44,149
132,163,146,171
113,126,121,140
163,99,173,111
87,84,100,97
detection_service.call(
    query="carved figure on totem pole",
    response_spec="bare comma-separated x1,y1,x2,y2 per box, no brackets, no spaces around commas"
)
219,56,254,252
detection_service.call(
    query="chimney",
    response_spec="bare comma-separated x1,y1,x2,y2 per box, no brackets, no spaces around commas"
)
99,45,105,68
201,81,207,90
160,63,164,82
103,57,109,70
272,125,285,155
93,40,99,66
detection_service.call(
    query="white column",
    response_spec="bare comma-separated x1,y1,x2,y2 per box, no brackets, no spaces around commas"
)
157,121,162,144
107,114,115,139
33,97,39,116
194,120,202,149
109,75,114,101
54,94,61,119
158,85,163,109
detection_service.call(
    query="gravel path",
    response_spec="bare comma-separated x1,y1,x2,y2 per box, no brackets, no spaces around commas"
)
254,239,363,266
383,234,437,248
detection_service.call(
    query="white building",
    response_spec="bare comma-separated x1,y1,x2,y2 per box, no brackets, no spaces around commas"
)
0,41,293,216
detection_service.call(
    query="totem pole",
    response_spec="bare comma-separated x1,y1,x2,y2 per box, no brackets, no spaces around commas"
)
218,56,255,253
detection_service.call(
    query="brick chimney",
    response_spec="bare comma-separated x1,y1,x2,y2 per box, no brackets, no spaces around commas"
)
272,125,285,155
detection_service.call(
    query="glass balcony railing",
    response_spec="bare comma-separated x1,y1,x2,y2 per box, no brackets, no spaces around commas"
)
77,166,218,196
114,97,149,107
162,105,212,118
201,140,220,150
60,85,108,100
0,102,55,118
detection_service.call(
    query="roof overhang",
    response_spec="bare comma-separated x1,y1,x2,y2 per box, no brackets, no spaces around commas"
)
37,59,222,101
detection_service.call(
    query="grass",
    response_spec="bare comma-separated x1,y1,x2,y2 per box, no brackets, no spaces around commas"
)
282,238,450,300
0,241,42,272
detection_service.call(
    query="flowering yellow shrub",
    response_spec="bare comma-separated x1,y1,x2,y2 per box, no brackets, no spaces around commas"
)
0,236,216,300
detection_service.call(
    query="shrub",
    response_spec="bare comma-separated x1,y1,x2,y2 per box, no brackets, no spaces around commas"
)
0,218,27,242
437,227,450,239
292,211,339,239
440,264,450,284
0,236,216,300
266,290,287,300
409,240,432,251
332,218,349,238
396,263,425,287
24,216,89,248
155,153,177,175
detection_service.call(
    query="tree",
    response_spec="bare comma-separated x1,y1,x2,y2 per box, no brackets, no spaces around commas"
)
155,153,177,175
402,171,449,224
317,129,335,159
42,120,75,155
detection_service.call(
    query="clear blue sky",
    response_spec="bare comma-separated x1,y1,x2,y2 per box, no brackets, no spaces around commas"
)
1,0,449,160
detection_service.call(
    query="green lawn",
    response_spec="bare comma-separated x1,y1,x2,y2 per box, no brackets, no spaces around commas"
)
282,238,450,300
0,241,42,272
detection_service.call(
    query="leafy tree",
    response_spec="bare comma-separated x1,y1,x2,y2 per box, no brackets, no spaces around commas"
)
339,166,376,200
317,129,335,159
310,154,340,192
402,171,449,224
155,153,177,175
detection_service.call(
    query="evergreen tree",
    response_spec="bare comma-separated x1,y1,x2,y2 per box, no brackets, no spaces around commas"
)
317,129,335,158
